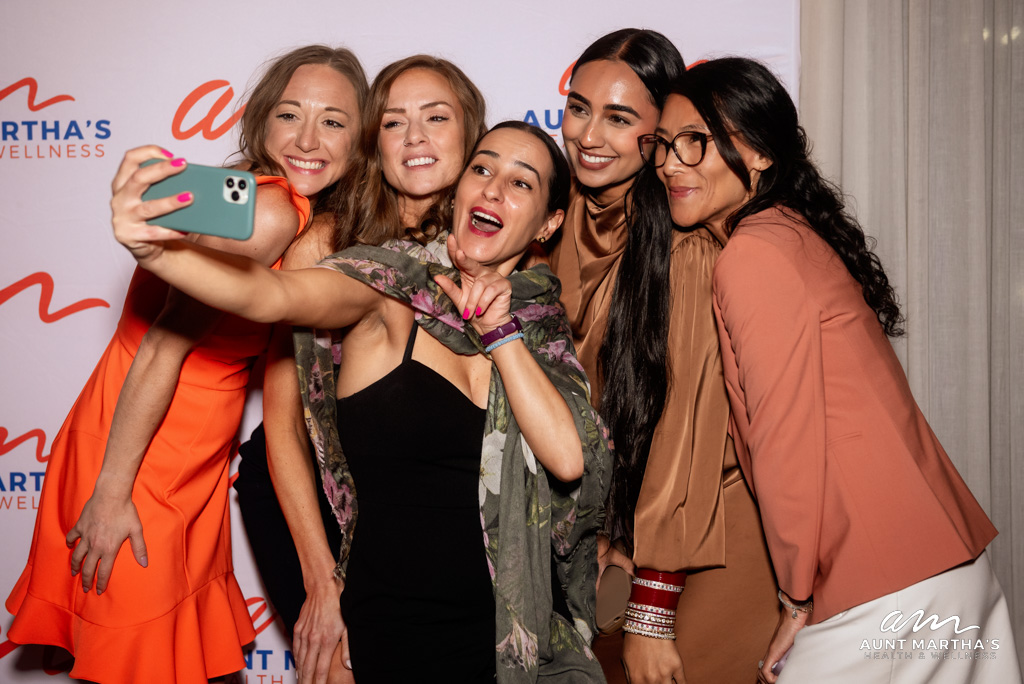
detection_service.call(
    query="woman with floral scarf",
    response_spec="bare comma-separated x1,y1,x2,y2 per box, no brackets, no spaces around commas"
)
112,121,612,683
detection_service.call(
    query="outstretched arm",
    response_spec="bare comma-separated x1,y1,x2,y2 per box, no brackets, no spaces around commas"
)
66,147,303,594
111,146,379,330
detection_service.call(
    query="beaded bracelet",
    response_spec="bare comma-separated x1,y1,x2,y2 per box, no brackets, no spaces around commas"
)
484,331,524,354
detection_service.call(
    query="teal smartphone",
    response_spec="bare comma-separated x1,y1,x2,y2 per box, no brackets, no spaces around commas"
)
140,160,256,240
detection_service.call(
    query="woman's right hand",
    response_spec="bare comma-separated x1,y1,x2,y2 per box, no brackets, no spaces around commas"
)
622,633,687,684
293,575,351,684
110,145,193,261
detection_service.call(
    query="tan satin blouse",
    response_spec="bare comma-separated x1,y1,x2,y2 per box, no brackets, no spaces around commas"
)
550,181,736,572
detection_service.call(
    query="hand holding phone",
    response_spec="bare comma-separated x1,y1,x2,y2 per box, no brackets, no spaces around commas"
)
140,160,256,240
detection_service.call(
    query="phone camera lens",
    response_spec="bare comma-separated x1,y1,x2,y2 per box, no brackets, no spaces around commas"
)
226,178,235,189
238,179,247,190
231,191,241,202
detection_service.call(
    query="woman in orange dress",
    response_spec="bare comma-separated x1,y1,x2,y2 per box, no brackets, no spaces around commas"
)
5,45,366,683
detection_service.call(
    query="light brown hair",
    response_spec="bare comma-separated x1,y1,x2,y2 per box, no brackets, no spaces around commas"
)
331,55,487,251
237,45,369,216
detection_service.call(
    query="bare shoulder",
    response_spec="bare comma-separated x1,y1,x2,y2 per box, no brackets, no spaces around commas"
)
281,214,336,270
255,182,302,238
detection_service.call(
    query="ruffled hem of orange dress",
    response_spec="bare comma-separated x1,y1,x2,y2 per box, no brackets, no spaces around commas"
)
6,570,256,684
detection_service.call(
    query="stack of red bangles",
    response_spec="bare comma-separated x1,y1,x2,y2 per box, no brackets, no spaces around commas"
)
623,569,686,640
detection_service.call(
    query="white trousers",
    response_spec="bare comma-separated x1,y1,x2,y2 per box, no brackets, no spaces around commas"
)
777,551,1021,683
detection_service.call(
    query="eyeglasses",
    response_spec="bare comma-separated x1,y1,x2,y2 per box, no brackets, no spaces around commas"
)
638,130,728,168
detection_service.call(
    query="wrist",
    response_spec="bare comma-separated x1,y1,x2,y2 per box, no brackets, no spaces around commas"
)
92,473,134,501
624,568,686,640
778,589,813,619
480,313,521,352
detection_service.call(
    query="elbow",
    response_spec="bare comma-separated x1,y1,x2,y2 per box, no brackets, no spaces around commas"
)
548,444,585,483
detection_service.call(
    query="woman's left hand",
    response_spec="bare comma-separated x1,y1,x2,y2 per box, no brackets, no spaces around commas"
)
434,234,513,335
758,607,806,683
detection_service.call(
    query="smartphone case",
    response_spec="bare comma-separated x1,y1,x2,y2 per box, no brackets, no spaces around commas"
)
140,161,256,240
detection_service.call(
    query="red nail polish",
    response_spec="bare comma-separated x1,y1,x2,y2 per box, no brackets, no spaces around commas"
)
475,307,482,317
463,308,470,320
177,192,192,203
160,148,173,158
170,158,186,167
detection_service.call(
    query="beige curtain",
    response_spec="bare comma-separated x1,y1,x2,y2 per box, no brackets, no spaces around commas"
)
800,0,1023,662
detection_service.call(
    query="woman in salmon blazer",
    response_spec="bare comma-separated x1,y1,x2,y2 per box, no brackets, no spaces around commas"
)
640,56,1021,683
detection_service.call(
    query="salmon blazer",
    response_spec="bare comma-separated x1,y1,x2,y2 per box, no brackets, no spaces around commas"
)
711,206,996,623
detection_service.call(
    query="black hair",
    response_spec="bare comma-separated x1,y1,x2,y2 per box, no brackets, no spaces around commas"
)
678,57,903,335
572,28,686,108
601,56,905,548
587,29,686,545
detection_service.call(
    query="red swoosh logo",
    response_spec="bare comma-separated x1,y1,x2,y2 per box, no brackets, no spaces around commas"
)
0,78,75,111
0,427,50,463
0,272,109,323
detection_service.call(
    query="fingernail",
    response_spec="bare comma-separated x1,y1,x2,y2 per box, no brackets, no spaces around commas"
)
345,659,352,669
160,148,173,158
96,588,102,596
475,307,482,317
71,569,77,576
140,557,148,568
462,308,470,320
170,158,186,167
177,192,192,203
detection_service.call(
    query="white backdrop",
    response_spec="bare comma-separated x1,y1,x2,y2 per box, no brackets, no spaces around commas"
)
0,1,799,680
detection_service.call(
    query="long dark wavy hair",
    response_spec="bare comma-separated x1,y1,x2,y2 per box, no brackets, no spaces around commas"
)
678,57,903,334
602,56,905,547
584,30,686,545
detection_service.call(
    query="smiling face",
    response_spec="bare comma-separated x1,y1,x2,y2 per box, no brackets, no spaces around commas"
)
656,94,768,233
264,63,360,200
451,128,564,276
560,59,660,193
377,68,466,224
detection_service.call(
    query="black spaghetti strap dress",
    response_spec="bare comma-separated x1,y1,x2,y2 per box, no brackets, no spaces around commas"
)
337,322,496,682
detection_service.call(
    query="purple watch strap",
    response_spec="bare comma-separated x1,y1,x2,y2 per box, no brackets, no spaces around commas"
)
480,313,522,346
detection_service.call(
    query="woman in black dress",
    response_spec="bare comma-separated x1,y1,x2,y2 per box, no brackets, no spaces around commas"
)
111,121,612,683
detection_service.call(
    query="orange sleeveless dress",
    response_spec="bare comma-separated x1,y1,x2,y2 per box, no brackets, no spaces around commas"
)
5,176,309,683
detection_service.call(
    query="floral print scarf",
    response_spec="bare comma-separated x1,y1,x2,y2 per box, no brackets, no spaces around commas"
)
293,235,612,682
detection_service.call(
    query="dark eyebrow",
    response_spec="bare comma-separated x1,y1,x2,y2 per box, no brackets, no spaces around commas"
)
605,103,641,117
568,91,640,118
567,91,590,107
655,124,708,137
475,149,541,183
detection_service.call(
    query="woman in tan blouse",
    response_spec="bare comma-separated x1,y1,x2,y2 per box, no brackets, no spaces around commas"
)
549,29,779,683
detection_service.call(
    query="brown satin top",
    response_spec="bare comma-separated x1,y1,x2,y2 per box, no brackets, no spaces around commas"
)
550,180,737,572
548,178,630,406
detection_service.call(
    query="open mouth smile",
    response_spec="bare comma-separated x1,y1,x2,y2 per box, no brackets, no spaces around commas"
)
469,207,503,236
286,156,326,172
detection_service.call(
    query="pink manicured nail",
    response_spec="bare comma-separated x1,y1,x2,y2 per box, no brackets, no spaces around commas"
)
177,192,192,203
160,148,173,158
170,158,186,167
475,307,482,317
463,308,470,320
